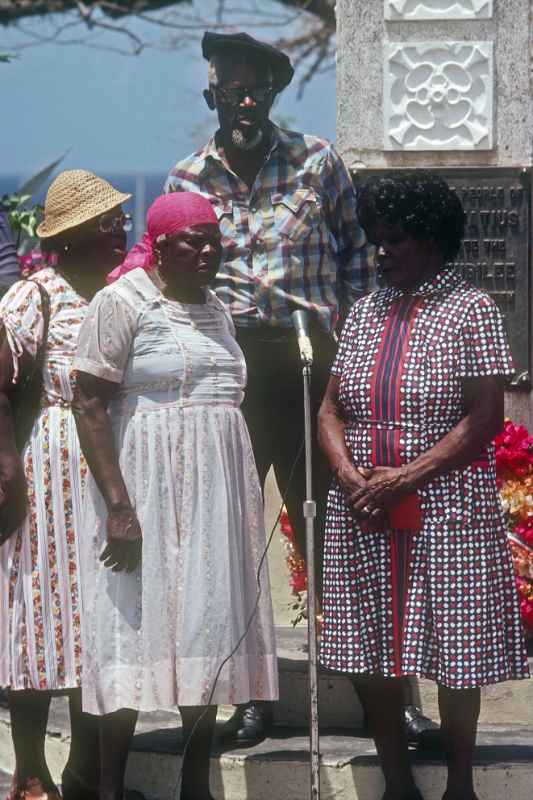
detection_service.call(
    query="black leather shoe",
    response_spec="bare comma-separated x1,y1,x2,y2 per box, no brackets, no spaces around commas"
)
219,702,273,746
381,791,424,800
61,766,99,800
404,704,442,750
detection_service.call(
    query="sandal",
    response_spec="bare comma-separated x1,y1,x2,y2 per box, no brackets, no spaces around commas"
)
9,778,61,800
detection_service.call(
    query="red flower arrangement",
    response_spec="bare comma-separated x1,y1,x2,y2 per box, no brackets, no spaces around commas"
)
513,516,533,547
516,577,533,631
279,508,309,625
279,508,307,595
18,249,56,278
495,419,533,636
495,420,533,480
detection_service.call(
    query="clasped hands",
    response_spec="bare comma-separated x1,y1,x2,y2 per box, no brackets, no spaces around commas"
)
101,504,143,573
335,461,412,526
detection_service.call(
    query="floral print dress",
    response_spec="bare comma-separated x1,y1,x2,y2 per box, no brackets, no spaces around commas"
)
0,268,87,690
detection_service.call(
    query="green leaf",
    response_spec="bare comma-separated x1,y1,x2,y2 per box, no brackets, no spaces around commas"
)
3,192,43,240
7,211,20,230
20,221,35,237
2,197,17,213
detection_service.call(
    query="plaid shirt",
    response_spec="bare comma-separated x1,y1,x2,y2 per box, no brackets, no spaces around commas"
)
165,125,367,332
0,212,20,291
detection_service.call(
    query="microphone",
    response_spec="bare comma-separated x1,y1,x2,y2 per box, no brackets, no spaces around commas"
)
291,308,314,366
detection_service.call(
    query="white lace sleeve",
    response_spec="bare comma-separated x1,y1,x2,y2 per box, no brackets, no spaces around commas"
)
74,286,137,383
0,279,45,382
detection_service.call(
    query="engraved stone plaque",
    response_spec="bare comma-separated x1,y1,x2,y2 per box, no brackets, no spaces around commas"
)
352,168,531,383
385,0,493,20
384,41,494,151
450,169,530,381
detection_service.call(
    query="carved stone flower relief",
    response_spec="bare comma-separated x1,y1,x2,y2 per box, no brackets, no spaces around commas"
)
384,42,493,150
385,0,493,19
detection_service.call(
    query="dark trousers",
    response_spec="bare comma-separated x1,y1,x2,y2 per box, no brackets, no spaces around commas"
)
236,325,337,595
235,327,422,720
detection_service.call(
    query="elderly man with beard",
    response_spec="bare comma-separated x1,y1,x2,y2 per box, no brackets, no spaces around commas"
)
164,30,439,749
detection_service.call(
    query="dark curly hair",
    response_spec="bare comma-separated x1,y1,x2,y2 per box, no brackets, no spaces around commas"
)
356,171,465,262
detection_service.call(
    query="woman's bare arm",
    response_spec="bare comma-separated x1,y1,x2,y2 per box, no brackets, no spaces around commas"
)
318,375,369,494
73,371,141,572
0,325,27,541
350,375,504,513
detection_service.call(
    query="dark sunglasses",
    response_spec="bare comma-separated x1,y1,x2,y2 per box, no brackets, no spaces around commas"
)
214,85,273,107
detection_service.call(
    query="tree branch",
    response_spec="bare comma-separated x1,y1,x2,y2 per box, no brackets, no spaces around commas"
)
1,0,337,92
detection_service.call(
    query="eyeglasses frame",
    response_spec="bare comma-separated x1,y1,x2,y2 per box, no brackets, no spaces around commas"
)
98,212,133,234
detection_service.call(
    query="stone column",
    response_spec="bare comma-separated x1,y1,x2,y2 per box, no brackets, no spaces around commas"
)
336,0,533,426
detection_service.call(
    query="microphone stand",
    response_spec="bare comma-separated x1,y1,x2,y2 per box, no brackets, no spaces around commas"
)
301,359,320,800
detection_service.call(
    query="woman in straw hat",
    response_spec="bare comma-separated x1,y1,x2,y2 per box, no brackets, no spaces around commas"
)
0,169,132,800
73,192,278,800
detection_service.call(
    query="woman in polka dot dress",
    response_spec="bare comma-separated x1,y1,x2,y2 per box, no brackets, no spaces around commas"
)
318,172,529,800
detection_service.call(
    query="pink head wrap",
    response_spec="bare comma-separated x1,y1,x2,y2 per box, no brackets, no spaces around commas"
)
107,192,218,284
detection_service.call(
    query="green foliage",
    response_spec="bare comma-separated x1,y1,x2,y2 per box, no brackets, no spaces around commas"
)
2,193,43,247
0,54,11,63
289,591,307,627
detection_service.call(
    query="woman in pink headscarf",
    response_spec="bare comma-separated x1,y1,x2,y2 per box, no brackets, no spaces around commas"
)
72,193,278,800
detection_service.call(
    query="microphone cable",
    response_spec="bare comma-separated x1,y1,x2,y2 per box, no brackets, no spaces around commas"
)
174,436,306,796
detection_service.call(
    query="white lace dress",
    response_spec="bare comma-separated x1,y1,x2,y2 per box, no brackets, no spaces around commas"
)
74,268,278,714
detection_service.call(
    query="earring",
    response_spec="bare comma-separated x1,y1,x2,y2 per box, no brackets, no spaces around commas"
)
63,244,69,252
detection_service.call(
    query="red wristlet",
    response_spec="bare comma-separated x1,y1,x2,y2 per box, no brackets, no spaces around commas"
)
388,492,422,531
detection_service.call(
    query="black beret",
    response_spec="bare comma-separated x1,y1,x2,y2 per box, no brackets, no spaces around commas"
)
202,31,294,93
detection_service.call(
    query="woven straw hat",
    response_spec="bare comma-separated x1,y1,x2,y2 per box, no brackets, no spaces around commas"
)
37,169,132,239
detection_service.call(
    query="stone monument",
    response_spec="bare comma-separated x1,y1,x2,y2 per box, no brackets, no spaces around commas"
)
336,0,533,425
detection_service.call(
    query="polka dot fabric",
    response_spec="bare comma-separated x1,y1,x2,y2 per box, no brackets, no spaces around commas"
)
319,269,530,688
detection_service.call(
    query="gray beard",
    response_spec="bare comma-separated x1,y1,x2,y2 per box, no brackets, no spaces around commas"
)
231,127,264,151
